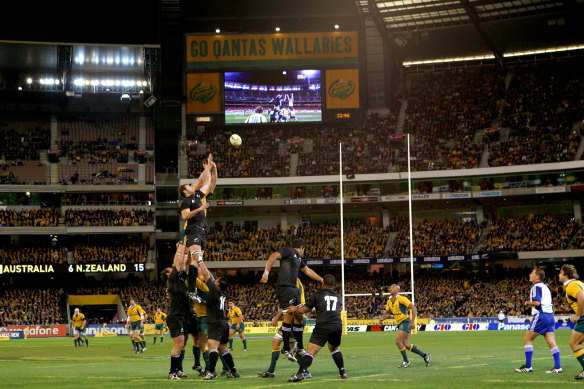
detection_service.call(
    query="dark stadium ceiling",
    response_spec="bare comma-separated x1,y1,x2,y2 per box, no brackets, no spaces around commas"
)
359,0,574,32
0,0,583,89
359,0,584,61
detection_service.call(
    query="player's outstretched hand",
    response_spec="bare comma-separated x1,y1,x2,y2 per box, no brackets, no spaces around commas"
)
260,272,269,283
207,153,213,164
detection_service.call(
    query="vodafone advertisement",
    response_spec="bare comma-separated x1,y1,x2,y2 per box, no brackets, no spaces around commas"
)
0,325,67,338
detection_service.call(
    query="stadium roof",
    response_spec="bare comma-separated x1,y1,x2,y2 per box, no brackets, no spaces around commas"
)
359,0,584,63
358,0,573,32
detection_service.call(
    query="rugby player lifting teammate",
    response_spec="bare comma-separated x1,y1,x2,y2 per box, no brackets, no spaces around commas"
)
179,153,217,267
261,239,324,361
160,237,193,380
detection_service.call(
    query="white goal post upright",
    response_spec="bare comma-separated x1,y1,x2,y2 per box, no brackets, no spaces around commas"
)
339,134,415,322
407,134,415,306
339,143,348,333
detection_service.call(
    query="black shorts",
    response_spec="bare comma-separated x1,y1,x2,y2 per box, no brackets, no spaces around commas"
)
208,321,230,344
309,324,342,348
276,286,300,309
187,313,199,335
166,314,186,338
186,227,206,250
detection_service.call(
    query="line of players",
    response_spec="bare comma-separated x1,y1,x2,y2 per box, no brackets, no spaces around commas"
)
114,149,584,382
244,93,297,123
513,264,584,381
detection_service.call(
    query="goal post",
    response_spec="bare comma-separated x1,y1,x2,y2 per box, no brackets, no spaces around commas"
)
340,135,416,332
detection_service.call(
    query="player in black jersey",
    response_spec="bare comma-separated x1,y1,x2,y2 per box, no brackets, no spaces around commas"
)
160,237,194,380
179,153,217,267
196,256,239,380
261,239,323,361
287,274,348,382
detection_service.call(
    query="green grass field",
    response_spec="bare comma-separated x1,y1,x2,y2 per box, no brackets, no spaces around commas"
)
225,111,322,123
0,331,579,388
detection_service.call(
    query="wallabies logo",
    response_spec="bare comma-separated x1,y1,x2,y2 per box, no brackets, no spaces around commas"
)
190,82,217,103
328,79,355,100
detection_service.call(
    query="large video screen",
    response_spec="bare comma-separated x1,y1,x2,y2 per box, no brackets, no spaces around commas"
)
224,70,322,124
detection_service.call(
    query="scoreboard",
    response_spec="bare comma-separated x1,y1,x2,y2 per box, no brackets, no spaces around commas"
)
0,263,146,274
185,31,363,126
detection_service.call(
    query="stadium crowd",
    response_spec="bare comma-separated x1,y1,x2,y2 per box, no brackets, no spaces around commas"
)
72,243,148,264
481,214,578,253
0,209,59,227
0,288,63,326
1,265,576,326
0,246,67,265
64,209,152,227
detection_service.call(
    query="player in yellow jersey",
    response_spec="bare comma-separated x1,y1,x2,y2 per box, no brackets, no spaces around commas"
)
228,300,247,351
71,308,88,348
379,284,431,368
126,298,146,353
559,264,584,380
153,307,167,345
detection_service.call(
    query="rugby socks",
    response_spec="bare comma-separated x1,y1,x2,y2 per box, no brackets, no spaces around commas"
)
84,337,88,347
160,336,163,344
574,348,584,369
193,345,201,367
269,349,280,373
170,354,181,373
209,349,219,373
221,351,237,373
229,338,233,349
74,338,78,347
551,346,561,369
220,355,229,371
132,340,138,351
399,347,409,363
331,349,346,375
293,324,304,350
297,353,314,374
153,337,157,344
203,348,210,370
282,322,292,352
178,349,185,371
242,337,247,350
524,345,534,368
408,344,426,358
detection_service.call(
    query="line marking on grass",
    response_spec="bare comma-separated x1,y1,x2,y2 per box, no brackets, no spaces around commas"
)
446,363,488,369
32,362,106,369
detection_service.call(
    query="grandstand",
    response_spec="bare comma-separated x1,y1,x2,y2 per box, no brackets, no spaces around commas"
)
1,0,584,387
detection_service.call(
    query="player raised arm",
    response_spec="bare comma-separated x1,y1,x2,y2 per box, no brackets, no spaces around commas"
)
261,251,282,283
195,153,214,193
300,266,324,284
173,237,187,270
197,254,212,283
208,161,218,194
